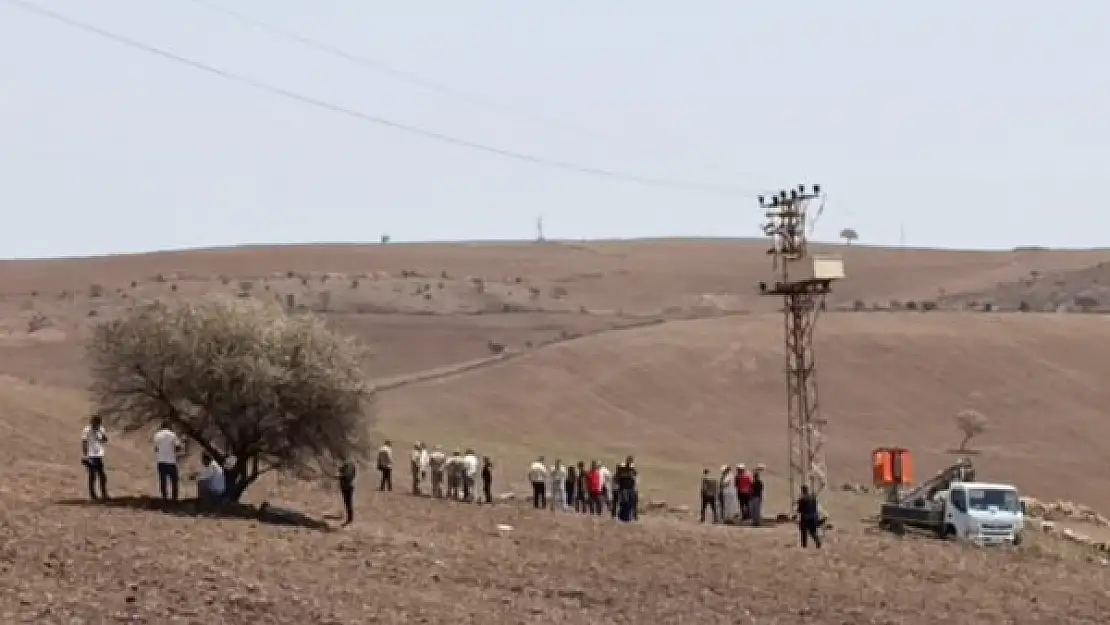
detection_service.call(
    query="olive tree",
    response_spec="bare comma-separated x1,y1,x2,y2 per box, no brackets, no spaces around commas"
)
839,228,859,246
954,408,988,452
87,295,374,502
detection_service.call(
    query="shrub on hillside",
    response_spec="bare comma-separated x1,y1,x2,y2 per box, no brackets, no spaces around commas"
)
86,296,374,502
954,409,988,452
27,312,50,333
86,283,103,298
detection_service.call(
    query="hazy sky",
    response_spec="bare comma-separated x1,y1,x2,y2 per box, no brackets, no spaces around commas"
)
1,1,1107,258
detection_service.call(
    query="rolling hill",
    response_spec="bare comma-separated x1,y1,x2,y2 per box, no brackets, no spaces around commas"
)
3,240,1110,623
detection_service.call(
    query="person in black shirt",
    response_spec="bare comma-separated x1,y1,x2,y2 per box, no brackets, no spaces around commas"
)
565,463,577,510
614,456,638,522
796,485,821,548
750,467,765,526
575,461,589,513
699,469,719,523
337,458,357,527
481,456,494,504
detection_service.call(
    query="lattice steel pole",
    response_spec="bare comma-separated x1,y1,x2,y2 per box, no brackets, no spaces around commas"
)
758,185,842,501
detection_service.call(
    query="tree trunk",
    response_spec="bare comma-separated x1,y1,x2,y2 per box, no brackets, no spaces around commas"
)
224,456,262,503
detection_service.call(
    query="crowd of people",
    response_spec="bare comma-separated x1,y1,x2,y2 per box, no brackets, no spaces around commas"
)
79,416,824,546
699,463,767,526
525,455,641,522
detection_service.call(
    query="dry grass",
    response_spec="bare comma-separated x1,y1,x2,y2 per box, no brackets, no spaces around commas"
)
4,240,1110,623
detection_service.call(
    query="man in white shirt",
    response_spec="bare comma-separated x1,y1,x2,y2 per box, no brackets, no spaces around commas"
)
152,421,183,502
550,460,568,511
528,456,549,509
598,463,613,516
462,449,479,502
80,415,109,501
198,453,226,502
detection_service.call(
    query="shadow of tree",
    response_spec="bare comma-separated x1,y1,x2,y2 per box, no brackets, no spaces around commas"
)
54,495,333,531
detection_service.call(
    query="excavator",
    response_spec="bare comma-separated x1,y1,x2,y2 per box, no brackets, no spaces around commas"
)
874,447,1025,545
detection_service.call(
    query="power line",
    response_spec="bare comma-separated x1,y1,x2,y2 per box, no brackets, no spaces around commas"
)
3,0,757,197
179,0,781,186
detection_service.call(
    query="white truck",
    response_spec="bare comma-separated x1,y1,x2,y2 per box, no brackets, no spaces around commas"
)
931,481,1025,545
879,460,1025,546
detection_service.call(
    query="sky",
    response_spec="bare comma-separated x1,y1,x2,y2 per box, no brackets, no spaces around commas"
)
1,0,1107,258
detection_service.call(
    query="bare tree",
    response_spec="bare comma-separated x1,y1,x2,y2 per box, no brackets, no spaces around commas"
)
954,409,988,452
839,228,859,246
86,295,374,502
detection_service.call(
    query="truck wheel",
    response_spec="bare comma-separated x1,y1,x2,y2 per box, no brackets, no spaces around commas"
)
1012,532,1023,546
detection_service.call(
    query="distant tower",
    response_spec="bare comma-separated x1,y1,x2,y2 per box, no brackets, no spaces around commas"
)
536,215,546,242
758,185,845,500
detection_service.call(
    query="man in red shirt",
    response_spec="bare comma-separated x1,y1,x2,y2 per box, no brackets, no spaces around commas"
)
587,461,605,515
736,464,753,520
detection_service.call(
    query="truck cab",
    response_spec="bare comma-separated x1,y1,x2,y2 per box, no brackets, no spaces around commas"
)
934,481,1024,545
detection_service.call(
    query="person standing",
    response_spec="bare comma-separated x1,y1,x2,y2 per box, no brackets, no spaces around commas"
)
575,461,589,513
587,461,605,515
481,456,494,503
337,458,357,526
550,460,568,511
720,465,738,522
750,464,766,527
446,450,463,500
796,485,822,548
599,462,614,517
614,456,638,522
81,415,110,501
462,448,479,502
699,469,719,523
528,456,548,509
410,443,425,496
152,421,182,502
565,462,578,510
429,445,447,498
376,439,394,491
736,464,753,520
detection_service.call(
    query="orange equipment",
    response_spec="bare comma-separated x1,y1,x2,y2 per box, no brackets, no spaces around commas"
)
872,447,913,488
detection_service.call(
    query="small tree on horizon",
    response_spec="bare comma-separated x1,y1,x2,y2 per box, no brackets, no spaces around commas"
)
86,295,374,502
954,408,988,452
839,228,859,246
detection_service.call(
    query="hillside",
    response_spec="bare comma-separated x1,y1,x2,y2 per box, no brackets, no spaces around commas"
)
3,241,1109,388
939,259,1110,312
377,312,1110,511
5,241,1110,622
2,378,1108,624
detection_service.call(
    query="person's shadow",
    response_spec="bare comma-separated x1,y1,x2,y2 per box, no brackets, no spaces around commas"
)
54,495,333,531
